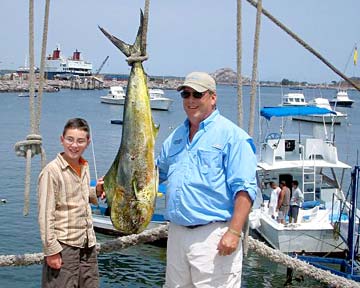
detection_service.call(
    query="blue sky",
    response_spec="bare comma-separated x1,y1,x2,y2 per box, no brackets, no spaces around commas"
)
1,0,359,83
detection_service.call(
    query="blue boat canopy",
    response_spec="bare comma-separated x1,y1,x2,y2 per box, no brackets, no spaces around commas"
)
260,106,336,120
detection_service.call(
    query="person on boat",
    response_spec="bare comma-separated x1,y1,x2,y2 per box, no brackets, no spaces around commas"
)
268,181,281,218
156,72,257,287
277,181,291,224
38,118,105,288
289,180,304,223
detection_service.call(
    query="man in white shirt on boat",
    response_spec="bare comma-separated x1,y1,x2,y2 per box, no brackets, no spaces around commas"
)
289,180,304,223
268,182,281,219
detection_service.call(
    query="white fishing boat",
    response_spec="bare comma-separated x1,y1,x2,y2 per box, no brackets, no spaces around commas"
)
100,86,173,111
250,106,352,255
329,89,354,107
100,86,126,105
148,88,173,110
91,209,167,235
292,97,347,125
281,89,307,106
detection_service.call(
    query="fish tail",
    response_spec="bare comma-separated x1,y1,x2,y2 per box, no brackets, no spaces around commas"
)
98,10,146,60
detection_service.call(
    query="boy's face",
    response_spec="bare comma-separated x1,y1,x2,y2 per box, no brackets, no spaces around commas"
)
60,128,90,163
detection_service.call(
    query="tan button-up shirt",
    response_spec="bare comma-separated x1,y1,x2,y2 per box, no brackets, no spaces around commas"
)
38,153,98,256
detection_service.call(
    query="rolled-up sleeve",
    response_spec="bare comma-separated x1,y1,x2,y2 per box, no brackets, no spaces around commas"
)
226,137,257,202
38,170,62,256
156,145,169,183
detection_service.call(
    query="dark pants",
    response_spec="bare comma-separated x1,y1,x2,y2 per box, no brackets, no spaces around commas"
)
289,205,300,223
42,243,99,288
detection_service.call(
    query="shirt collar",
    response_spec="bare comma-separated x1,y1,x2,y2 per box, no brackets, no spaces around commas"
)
57,153,88,169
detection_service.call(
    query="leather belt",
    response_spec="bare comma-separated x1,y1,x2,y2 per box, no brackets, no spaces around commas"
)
185,220,227,229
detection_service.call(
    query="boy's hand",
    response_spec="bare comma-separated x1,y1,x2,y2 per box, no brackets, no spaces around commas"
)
46,253,62,269
96,177,106,199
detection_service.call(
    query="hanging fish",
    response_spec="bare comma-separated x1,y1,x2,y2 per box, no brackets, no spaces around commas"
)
99,11,158,234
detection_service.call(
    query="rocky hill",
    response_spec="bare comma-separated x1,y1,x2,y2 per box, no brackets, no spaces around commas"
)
211,68,249,84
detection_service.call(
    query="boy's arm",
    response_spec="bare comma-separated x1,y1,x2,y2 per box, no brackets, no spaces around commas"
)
38,170,62,256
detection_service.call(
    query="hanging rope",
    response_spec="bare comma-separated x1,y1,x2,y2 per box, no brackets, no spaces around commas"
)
142,0,150,56
236,0,243,128
242,0,263,258
248,0,262,137
245,0,360,92
14,0,49,216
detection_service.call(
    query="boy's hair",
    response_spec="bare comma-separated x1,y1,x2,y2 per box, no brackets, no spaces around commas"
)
63,118,90,138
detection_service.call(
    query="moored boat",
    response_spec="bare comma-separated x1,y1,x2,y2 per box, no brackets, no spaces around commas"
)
281,89,307,106
100,86,126,105
44,46,93,80
329,89,354,107
100,86,173,111
292,97,347,125
250,106,352,255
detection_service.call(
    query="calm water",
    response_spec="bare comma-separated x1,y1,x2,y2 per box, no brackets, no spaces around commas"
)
0,85,359,287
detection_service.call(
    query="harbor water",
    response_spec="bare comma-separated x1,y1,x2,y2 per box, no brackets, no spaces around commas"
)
0,85,359,287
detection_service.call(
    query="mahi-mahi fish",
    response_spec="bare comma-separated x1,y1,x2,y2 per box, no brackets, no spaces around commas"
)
99,11,158,234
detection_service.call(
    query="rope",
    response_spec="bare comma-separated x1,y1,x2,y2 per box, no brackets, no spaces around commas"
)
245,0,360,92
126,54,148,65
247,236,360,288
0,224,358,287
15,0,49,216
0,224,168,267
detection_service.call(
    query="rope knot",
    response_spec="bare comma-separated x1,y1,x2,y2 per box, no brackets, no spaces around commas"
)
14,134,43,158
126,53,148,65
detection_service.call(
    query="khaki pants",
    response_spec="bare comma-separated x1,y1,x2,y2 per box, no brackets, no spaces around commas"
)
42,243,99,288
164,222,243,288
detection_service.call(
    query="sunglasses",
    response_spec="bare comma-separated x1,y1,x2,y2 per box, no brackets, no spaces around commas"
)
180,90,207,99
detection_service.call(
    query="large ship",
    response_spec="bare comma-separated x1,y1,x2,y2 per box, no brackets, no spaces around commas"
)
44,46,92,79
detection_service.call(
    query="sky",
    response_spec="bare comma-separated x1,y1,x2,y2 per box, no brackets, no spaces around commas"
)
0,0,359,83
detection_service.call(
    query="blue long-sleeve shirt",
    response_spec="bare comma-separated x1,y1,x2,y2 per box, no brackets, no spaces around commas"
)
156,110,257,226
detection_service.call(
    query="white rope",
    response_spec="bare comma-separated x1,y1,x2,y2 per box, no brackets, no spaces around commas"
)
0,225,358,287
15,1,49,215
89,125,98,180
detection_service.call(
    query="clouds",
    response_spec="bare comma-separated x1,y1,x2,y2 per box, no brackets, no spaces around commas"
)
1,0,359,82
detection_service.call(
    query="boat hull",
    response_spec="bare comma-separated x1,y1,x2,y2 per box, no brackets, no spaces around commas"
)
329,100,354,107
92,213,168,247
255,213,346,254
100,95,172,110
292,115,344,125
100,96,125,105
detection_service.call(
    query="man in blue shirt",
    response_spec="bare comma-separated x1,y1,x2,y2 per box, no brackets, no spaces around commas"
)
157,72,257,287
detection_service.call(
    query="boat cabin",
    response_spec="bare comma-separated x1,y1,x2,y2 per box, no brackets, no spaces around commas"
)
281,92,307,106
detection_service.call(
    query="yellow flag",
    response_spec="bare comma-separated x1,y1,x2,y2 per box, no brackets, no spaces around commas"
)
354,46,358,66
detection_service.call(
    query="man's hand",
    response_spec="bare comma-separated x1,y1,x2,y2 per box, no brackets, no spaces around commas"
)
46,253,62,269
217,230,240,256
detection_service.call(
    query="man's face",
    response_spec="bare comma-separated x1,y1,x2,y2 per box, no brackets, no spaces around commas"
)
181,87,216,125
